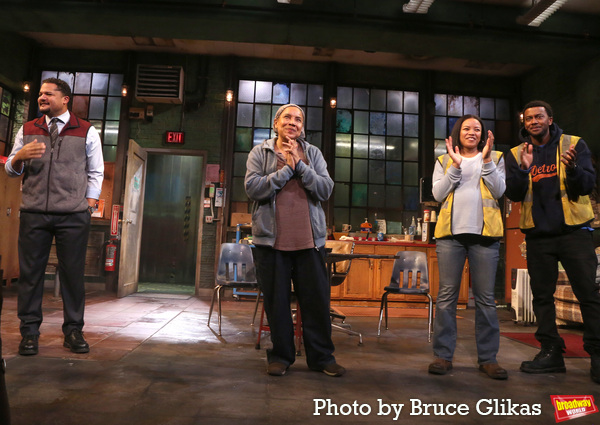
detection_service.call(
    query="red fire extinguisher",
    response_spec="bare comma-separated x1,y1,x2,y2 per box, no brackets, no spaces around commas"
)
105,240,117,272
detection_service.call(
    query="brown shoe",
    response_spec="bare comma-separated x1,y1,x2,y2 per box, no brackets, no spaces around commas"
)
428,358,452,375
321,362,346,377
479,363,508,380
267,362,288,376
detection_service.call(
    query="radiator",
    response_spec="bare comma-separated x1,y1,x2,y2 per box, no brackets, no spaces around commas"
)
511,269,536,324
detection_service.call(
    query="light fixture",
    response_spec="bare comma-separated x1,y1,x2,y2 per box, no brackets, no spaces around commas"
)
23,82,30,93
402,0,435,14
516,0,568,27
121,84,128,97
225,90,234,103
277,0,303,4
329,97,337,109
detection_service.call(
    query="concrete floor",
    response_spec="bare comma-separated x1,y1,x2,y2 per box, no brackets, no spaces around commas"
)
1,286,598,425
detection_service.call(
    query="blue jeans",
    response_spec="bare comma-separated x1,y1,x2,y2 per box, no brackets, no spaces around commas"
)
433,235,501,364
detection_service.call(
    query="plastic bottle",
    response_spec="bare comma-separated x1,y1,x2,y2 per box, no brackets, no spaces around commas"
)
376,217,384,241
408,216,416,236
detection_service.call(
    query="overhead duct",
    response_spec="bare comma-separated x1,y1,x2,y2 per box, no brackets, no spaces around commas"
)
135,64,184,104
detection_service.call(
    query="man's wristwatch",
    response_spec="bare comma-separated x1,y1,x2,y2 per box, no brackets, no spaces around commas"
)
88,206,95,214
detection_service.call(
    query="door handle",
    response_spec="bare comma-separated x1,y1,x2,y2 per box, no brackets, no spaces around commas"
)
120,219,133,224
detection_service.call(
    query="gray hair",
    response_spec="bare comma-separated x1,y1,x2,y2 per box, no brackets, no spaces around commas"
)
273,103,306,140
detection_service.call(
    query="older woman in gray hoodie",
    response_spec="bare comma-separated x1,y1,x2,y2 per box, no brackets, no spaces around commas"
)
245,103,344,377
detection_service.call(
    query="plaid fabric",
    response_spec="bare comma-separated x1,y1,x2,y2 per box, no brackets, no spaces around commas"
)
553,247,600,325
554,285,583,324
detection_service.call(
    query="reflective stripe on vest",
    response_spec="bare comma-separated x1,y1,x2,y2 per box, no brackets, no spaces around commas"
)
434,151,504,238
512,135,594,229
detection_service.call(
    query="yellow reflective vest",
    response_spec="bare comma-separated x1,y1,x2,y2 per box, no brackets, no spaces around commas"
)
510,134,594,230
435,151,504,239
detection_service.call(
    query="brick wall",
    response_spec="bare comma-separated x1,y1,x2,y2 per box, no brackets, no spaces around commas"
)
520,58,600,156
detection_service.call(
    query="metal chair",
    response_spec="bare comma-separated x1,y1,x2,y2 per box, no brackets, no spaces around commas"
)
255,297,303,356
208,243,258,336
377,251,433,342
325,240,363,345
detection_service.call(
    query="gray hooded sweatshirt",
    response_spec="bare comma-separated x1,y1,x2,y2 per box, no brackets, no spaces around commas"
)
244,137,333,248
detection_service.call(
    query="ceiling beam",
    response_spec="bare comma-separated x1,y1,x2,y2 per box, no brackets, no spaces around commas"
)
2,0,600,72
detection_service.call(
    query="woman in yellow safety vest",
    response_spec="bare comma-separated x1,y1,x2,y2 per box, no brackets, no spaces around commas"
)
428,114,507,380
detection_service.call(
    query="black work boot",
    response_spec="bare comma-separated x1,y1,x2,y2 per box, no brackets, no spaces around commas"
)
520,346,566,374
591,356,600,384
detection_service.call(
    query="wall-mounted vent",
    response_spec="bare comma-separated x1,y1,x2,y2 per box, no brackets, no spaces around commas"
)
135,65,184,104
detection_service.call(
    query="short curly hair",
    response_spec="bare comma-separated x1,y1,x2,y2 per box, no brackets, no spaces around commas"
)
42,77,72,99
522,100,553,118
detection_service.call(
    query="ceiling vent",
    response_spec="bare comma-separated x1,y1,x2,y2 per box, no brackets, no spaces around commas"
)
135,65,184,104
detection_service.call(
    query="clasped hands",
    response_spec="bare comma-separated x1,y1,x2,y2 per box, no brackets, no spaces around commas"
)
281,136,301,169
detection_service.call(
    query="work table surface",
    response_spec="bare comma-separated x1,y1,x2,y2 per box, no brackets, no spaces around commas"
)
349,240,435,248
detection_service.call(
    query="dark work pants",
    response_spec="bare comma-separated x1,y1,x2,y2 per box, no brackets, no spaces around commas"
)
526,229,600,355
17,211,91,337
254,245,336,369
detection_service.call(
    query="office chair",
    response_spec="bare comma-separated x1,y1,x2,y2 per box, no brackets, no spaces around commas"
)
325,240,363,345
377,250,433,342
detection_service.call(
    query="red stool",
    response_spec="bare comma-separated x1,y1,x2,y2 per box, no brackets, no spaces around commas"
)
255,300,303,356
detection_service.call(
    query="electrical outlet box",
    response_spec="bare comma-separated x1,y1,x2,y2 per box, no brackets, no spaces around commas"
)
205,215,213,223
128,107,145,120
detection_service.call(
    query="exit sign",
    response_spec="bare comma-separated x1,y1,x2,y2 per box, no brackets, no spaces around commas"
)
165,131,185,145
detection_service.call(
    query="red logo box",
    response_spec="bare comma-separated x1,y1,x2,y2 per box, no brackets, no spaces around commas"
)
551,395,598,423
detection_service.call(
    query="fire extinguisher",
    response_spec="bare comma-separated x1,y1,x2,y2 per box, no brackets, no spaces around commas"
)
105,240,117,272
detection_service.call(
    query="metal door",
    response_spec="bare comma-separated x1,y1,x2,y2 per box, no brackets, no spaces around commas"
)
117,139,147,297
138,154,204,286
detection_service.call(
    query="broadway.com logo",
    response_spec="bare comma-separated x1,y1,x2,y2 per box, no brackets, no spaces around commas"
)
551,395,598,422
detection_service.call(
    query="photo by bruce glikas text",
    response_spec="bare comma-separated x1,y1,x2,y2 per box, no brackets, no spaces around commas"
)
313,398,542,420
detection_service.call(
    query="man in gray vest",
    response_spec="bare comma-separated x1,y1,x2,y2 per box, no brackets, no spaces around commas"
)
5,77,104,356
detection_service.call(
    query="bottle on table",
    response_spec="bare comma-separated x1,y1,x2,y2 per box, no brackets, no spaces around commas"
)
430,210,437,242
408,216,416,236
422,210,430,242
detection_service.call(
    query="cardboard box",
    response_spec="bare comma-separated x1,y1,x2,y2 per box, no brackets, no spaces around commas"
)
230,212,252,227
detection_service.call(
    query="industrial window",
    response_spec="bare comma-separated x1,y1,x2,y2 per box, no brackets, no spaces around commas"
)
0,85,16,155
333,87,420,234
41,71,124,162
231,80,324,211
433,94,512,160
